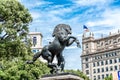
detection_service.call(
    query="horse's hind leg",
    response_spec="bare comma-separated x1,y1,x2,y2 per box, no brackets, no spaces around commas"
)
41,46,57,73
57,53,65,72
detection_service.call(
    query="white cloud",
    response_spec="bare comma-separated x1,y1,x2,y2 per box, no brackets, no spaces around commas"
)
72,0,113,6
86,19,114,27
86,8,120,28
30,12,42,20
19,0,52,9
102,9,120,27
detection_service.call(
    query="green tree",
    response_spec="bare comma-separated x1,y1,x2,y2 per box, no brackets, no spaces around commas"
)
0,0,50,79
0,0,32,41
104,75,112,80
65,69,90,80
0,0,32,58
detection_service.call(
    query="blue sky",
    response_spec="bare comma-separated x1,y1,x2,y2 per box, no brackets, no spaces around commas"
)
19,0,120,70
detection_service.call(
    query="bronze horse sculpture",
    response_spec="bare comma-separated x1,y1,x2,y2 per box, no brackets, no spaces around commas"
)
26,24,80,74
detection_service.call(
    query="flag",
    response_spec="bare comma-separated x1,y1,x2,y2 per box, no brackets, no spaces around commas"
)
83,25,89,32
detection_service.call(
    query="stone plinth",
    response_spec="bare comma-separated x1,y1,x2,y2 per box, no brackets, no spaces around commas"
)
40,73,84,80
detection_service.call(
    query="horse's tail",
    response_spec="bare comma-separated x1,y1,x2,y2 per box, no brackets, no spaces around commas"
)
32,51,42,62
26,51,42,64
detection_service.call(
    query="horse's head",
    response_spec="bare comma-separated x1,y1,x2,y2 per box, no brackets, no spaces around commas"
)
55,30,68,42
52,24,72,37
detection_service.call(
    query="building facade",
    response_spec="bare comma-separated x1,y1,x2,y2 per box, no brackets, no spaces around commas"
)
81,30,120,80
28,32,43,53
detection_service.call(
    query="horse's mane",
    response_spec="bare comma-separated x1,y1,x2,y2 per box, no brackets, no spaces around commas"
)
52,24,72,37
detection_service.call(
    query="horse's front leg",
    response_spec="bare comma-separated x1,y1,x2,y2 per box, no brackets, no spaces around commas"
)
75,39,81,48
66,36,81,48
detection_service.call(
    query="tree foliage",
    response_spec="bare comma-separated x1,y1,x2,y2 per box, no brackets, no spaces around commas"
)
0,59,50,80
65,69,90,80
0,0,50,79
104,75,113,80
0,0,32,41
0,0,32,59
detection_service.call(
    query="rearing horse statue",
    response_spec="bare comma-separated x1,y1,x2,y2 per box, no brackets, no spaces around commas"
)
26,24,81,74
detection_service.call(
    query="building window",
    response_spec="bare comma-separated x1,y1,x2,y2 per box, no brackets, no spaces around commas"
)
112,52,117,56
86,70,89,74
86,44,88,48
109,59,112,64
110,66,113,71
109,40,111,44
101,42,103,46
33,36,37,46
114,52,117,56
97,62,100,66
98,75,100,80
106,67,108,72
101,68,104,72
86,64,89,68
114,65,118,70
32,49,39,53
119,58,120,62
97,68,100,73
109,53,112,57
85,57,88,61
93,69,96,73
93,62,96,67
32,49,36,53
94,76,96,80
95,56,97,59
105,60,108,65
106,74,109,77
102,74,104,79
101,61,104,65
114,59,117,63
106,53,108,57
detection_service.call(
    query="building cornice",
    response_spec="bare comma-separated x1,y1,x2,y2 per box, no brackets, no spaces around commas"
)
81,47,120,57
28,32,43,37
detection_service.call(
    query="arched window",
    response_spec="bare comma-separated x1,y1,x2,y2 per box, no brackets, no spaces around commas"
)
33,36,37,46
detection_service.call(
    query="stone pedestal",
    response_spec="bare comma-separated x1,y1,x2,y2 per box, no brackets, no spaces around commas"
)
40,73,84,80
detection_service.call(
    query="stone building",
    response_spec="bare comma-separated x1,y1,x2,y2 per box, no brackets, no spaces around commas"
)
28,32,43,53
81,30,120,80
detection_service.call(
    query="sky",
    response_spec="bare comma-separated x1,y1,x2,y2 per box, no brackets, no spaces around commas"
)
19,0,120,70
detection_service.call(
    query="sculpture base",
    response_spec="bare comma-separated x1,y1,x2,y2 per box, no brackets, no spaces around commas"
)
40,73,84,80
